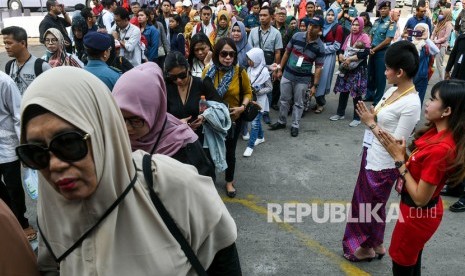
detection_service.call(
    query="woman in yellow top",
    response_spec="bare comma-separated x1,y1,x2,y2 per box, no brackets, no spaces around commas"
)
202,37,252,198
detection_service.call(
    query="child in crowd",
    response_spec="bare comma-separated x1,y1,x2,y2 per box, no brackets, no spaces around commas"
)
338,41,365,77
243,48,272,157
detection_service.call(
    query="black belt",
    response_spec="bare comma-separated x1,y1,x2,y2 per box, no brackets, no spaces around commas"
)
401,193,439,209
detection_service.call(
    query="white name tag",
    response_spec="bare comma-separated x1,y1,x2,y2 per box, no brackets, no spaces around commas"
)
296,56,304,67
459,54,463,64
363,129,374,148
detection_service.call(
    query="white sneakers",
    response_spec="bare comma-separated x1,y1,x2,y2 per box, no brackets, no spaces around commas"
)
242,132,250,141
243,147,253,157
243,138,265,157
254,137,265,146
329,115,345,121
349,120,361,127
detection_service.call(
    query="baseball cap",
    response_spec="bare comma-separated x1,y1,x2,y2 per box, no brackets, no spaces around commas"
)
182,0,192,6
308,16,324,27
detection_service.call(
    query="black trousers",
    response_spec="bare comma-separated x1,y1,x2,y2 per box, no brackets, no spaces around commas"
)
392,250,422,276
336,93,362,120
225,120,242,182
207,243,242,275
271,78,281,107
0,160,29,229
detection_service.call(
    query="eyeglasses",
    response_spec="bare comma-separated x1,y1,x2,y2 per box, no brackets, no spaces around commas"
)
45,38,59,44
16,132,90,170
124,116,145,128
167,71,188,81
219,50,236,58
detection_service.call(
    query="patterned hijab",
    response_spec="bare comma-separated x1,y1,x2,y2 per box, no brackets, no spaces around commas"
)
112,62,198,155
43,28,81,68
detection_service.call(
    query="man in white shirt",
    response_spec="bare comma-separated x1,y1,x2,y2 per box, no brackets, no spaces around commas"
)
112,6,142,66
100,0,117,32
191,5,216,43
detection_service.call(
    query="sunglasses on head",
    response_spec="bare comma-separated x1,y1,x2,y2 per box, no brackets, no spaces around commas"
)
219,50,236,58
167,71,188,81
16,131,90,170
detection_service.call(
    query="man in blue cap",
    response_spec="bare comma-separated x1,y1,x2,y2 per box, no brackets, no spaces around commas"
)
270,16,325,137
364,0,396,105
83,31,121,91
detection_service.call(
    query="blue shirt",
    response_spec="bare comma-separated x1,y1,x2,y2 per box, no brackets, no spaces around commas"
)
244,14,259,30
84,60,121,91
370,16,397,47
404,16,433,41
142,25,160,61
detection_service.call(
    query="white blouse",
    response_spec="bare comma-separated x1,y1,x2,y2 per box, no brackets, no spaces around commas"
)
366,87,421,171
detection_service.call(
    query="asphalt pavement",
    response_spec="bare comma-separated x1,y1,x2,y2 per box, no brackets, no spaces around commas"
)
1,4,464,275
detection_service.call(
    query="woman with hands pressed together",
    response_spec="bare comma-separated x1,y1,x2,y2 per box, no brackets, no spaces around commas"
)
342,41,422,262
377,80,465,275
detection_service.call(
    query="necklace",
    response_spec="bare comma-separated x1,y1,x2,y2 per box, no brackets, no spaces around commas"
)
375,85,416,115
178,76,192,106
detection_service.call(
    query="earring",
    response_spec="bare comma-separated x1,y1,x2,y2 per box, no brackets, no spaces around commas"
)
441,115,444,118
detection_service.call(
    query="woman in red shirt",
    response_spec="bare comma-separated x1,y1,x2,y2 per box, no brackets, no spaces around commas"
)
375,80,465,275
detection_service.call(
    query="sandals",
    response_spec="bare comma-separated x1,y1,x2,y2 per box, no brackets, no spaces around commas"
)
23,226,37,241
314,105,324,114
225,183,236,198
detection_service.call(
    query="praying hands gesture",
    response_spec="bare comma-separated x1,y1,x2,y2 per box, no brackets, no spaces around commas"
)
378,130,408,164
355,101,376,126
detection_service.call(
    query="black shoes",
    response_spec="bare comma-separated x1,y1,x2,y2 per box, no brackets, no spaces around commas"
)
449,199,465,212
440,186,464,197
291,127,299,137
271,104,279,110
269,122,286,130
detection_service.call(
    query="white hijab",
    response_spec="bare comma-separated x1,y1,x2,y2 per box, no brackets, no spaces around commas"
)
21,67,237,275
246,48,270,87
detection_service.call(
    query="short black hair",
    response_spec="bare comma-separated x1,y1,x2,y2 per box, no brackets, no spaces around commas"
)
46,0,57,11
200,5,212,13
417,0,426,9
251,1,259,7
86,46,106,58
212,37,238,67
102,0,116,9
164,51,189,74
1,26,28,47
306,1,315,7
114,6,130,20
161,0,171,6
385,41,419,79
74,3,86,10
260,6,274,16
80,7,93,19
131,2,140,7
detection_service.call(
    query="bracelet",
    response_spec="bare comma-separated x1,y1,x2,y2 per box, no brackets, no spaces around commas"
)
241,103,246,109
369,123,377,130
401,168,408,178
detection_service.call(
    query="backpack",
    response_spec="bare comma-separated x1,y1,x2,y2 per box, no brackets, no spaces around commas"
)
5,58,46,78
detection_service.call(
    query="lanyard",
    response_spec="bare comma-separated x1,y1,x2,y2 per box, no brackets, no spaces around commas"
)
258,28,270,49
374,86,415,115
14,54,32,83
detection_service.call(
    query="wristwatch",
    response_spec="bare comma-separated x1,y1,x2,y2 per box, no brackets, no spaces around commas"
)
395,160,405,169
276,64,282,71
313,83,319,88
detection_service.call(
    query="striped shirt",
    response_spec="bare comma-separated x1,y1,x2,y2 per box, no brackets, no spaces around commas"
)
283,32,325,84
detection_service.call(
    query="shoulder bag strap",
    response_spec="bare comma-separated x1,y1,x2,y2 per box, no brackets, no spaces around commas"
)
142,154,207,276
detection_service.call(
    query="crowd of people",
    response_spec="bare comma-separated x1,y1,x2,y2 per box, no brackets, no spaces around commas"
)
1,0,465,275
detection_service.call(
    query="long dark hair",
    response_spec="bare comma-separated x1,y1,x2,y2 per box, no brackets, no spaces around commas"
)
164,51,189,73
188,33,212,66
169,14,182,33
410,80,465,185
212,37,238,67
138,9,153,26
360,12,372,27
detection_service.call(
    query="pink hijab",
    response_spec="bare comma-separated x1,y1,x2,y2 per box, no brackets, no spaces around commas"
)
112,62,198,155
342,17,371,51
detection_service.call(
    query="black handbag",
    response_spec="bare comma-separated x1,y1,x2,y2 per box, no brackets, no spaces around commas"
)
238,67,260,122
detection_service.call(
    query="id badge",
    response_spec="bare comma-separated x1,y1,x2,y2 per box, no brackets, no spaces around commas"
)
363,129,374,148
395,177,404,194
296,56,304,67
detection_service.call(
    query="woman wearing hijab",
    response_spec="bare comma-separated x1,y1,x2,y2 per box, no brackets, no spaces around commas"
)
431,8,453,80
202,37,253,198
215,10,231,44
314,8,343,114
113,62,215,179
332,17,371,127
243,48,272,157
411,23,439,105
230,21,251,68
42,28,83,68
283,16,298,48
17,66,241,275
71,15,88,63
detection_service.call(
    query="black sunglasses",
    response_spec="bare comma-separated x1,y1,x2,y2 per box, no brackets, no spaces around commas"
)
16,132,90,170
219,50,236,58
167,71,188,81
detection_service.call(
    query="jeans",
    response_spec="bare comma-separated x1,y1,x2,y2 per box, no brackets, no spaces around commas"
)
0,160,29,229
336,93,362,120
225,120,242,182
248,112,264,149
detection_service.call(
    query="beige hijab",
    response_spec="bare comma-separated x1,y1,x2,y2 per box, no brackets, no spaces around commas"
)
20,67,237,275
